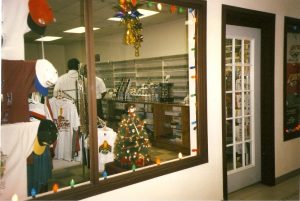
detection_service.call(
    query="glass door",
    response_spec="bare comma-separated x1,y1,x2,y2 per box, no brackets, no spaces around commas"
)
225,37,253,173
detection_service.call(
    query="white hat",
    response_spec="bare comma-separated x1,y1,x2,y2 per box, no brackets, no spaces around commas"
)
35,59,58,88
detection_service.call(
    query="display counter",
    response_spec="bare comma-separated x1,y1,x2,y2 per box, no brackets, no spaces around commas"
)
102,99,190,154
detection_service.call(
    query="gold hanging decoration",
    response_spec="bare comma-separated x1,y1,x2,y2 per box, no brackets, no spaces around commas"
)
114,0,143,57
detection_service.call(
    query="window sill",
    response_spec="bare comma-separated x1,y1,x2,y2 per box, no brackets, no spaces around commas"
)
30,156,206,200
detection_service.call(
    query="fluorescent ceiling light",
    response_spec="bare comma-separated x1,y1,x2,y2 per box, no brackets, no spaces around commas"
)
108,9,159,21
64,26,100,33
35,36,62,42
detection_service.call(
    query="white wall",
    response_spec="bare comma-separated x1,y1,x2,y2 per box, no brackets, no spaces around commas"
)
216,0,300,178
64,18,187,64
64,41,87,65
207,0,300,182
25,43,67,76
81,1,300,201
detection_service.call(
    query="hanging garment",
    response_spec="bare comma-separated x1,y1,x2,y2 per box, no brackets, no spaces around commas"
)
97,127,117,172
2,0,30,60
0,121,40,201
27,103,55,196
49,97,80,161
1,60,36,124
27,147,52,195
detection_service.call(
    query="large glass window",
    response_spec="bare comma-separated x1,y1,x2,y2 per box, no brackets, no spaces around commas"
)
92,0,197,177
3,0,207,199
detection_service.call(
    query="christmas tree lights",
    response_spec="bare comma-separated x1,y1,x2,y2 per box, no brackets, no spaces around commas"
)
114,104,151,169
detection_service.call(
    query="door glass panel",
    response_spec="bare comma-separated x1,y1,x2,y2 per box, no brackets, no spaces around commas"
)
244,65,250,90
226,93,233,118
235,118,242,142
225,66,232,91
244,117,251,140
235,39,242,63
244,40,250,64
226,120,233,145
244,92,250,115
235,92,242,116
226,39,233,64
235,66,242,91
245,142,251,166
235,144,243,168
226,146,234,171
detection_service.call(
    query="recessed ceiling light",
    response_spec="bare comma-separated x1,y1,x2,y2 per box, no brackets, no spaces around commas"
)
35,36,62,42
63,26,100,33
108,9,159,21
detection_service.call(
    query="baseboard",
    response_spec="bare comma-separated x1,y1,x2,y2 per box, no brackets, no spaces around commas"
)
275,168,300,184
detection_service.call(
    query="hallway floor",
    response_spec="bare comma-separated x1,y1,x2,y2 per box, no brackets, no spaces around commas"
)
228,174,300,200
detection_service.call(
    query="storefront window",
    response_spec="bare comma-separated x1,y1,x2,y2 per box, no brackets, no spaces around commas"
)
92,0,198,177
2,0,207,199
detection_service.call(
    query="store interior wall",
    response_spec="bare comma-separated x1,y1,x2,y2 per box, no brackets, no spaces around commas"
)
25,18,187,77
91,18,187,63
25,43,66,76
23,0,300,200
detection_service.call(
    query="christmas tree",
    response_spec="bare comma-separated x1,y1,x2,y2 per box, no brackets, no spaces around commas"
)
114,104,151,169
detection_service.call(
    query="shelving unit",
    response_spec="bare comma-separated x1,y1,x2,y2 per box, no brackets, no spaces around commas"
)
153,103,190,154
95,54,189,101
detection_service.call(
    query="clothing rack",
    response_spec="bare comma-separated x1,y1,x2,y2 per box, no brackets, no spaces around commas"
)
56,89,78,106
55,84,87,177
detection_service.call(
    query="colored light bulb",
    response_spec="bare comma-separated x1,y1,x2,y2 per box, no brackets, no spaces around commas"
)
131,0,137,6
178,152,183,159
156,157,161,165
157,3,162,11
132,164,136,171
147,2,153,7
70,179,75,188
178,7,184,14
102,170,108,179
52,183,59,193
11,194,18,201
31,188,37,198
170,5,176,13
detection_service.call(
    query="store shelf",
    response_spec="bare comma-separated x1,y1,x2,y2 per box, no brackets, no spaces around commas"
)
95,54,189,101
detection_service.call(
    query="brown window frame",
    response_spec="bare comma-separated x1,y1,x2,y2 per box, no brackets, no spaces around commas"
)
35,0,207,200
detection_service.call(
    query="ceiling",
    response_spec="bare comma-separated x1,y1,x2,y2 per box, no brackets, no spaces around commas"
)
24,0,186,45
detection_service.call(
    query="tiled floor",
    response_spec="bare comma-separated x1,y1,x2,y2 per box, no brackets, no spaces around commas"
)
228,174,300,200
